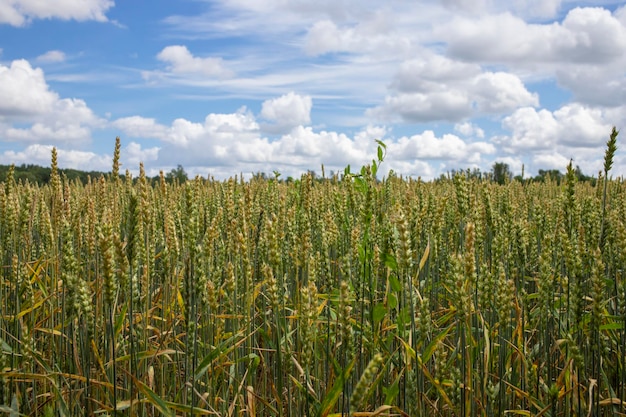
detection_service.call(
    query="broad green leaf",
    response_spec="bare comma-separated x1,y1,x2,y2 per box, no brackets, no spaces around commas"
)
382,253,398,271
373,303,387,325
422,325,453,363
195,332,244,380
600,322,623,330
396,308,410,329
388,292,398,309
383,378,400,405
131,376,175,417
318,358,355,417
388,275,402,292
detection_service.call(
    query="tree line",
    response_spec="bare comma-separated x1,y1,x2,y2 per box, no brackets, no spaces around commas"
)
0,161,596,186
442,162,596,185
0,163,190,185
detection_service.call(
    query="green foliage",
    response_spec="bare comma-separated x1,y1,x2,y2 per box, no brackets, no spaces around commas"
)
0,163,107,185
492,161,512,185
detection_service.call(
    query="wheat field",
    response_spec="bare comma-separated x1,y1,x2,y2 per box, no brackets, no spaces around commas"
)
1,133,625,416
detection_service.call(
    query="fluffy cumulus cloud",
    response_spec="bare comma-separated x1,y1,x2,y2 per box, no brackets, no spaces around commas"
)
0,60,58,116
113,107,260,170
0,144,112,171
532,153,571,171
497,107,560,151
556,66,626,107
455,122,485,138
368,55,538,122
368,91,471,123
122,142,160,168
495,103,620,175
0,138,158,178
390,55,481,92
111,95,497,179
498,103,613,153
439,7,626,65
156,45,234,79
0,60,102,142
471,72,538,113
112,116,167,140
389,130,495,164
0,0,113,26
260,92,312,133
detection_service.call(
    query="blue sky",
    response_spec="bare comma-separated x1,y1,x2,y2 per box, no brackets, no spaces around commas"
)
1,0,626,179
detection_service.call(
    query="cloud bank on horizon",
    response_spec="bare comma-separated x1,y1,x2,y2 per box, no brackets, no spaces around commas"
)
0,0,625,179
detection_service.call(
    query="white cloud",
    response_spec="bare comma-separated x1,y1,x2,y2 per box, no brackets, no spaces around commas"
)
5,123,92,142
0,0,113,26
111,102,499,180
0,59,102,143
123,142,160,168
36,50,66,63
113,116,168,140
389,130,495,163
497,107,561,152
0,141,161,176
513,0,562,19
260,92,312,133
369,91,471,123
472,72,539,113
304,17,411,57
270,126,367,167
532,152,571,171
390,55,481,92
556,66,626,107
369,55,538,123
0,144,112,171
498,103,613,154
156,45,234,79
551,104,613,147
440,0,489,15
455,122,485,138
304,20,346,55
492,156,524,175
0,60,59,116
439,7,626,65
114,107,259,156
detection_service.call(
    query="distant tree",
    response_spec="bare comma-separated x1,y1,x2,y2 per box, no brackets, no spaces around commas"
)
166,165,188,183
574,165,594,183
251,171,268,181
492,162,512,185
535,169,563,184
469,167,483,180
444,167,484,181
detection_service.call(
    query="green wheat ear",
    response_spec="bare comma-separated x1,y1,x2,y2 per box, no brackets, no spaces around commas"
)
350,353,384,413
603,127,618,175
600,127,618,248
